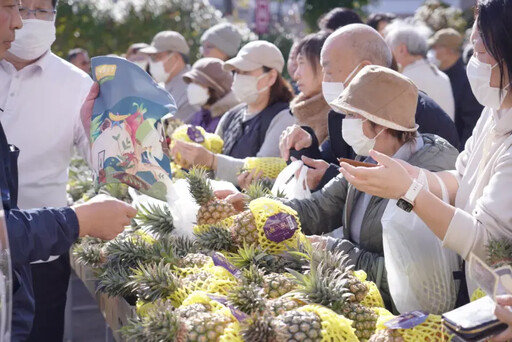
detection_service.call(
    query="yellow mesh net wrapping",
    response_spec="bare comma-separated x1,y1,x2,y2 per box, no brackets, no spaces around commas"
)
219,322,243,342
372,307,396,331
181,291,234,319
399,314,452,342
193,216,235,235
243,157,287,180
170,124,224,166
354,270,367,282
362,281,385,309
471,288,486,302
298,304,359,342
248,198,303,254
169,265,238,306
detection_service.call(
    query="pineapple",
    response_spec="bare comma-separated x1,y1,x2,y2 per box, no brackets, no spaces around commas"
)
244,181,273,201
184,312,233,341
177,253,211,268
369,329,404,342
487,238,512,268
227,283,267,315
241,314,277,342
292,263,377,340
186,167,237,225
241,265,266,286
135,202,175,237
175,303,211,319
122,303,186,342
263,273,297,299
228,243,305,274
195,225,237,252
266,297,303,317
230,210,259,246
274,310,323,341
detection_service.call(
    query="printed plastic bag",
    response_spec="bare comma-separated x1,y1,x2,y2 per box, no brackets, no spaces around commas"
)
271,160,311,200
381,171,460,314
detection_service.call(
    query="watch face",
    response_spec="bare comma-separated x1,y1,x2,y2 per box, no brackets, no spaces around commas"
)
396,198,413,212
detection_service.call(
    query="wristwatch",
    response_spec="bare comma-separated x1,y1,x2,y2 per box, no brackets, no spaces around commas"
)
396,179,423,212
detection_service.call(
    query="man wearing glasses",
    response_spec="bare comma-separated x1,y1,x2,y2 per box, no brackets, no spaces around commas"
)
0,0,94,340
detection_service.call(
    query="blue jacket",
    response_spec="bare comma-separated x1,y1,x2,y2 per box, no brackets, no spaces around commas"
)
0,122,79,342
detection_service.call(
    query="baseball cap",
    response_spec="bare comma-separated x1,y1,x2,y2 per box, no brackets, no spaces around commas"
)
140,31,190,55
223,40,285,73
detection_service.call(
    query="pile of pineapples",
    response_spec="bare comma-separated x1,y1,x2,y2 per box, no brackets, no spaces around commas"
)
72,166,453,342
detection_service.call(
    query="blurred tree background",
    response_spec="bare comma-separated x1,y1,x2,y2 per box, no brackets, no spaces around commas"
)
53,0,250,62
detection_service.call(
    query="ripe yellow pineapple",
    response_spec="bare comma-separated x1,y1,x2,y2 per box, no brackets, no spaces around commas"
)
263,273,297,299
171,124,224,165
230,210,259,246
186,167,237,226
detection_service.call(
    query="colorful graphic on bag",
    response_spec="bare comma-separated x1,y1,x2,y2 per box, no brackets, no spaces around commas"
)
90,56,177,201
187,126,205,143
263,213,298,243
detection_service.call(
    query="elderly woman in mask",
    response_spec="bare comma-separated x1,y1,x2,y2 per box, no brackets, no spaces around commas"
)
171,41,295,184
338,0,512,304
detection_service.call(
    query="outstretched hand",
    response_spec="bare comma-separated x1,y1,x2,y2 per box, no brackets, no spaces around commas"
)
339,149,413,199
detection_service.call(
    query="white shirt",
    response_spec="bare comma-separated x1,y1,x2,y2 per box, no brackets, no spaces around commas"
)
444,106,512,294
0,51,92,210
402,59,455,121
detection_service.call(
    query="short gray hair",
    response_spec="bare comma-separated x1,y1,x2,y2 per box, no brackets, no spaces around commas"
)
385,23,429,57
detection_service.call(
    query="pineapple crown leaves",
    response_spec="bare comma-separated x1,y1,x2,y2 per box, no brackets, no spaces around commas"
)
97,265,135,298
241,264,266,286
128,261,179,303
288,263,354,313
226,243,271,269
243,181,273,201
310,247,355,275
227,282,268,315
241,313,278,342
72,240,105,267
194,225,237,253
121,302,185,342
104,235,155,267
486,238,512,268
185,166,215,206
135,202,175,237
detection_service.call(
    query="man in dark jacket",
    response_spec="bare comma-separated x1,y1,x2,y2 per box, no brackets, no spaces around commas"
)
279,24,459,191
1,3,137,340
429,28,483,149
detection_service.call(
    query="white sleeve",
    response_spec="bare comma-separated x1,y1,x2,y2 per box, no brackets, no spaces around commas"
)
256,109,296,157
443,147,512,260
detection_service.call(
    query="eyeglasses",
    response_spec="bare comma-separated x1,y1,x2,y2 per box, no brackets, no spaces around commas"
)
19,7,56,21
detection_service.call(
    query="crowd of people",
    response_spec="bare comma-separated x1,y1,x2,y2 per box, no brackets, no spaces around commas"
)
1,0,512,341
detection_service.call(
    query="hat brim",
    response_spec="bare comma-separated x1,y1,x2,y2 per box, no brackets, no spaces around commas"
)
139,46,160,54
223,56,261,72
330,99,418,132
182,69,204,85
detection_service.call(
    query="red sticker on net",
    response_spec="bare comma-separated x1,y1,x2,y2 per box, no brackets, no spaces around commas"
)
263,213,298,243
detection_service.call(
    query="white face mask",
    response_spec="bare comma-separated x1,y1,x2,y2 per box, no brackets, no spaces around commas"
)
149,54,173,84
133,60,148,70
187,83,210,107
427,50,441,68
9,19,56,61
232,73,269,104
342,118,385,157
467,56,509,109
322,63,362,112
